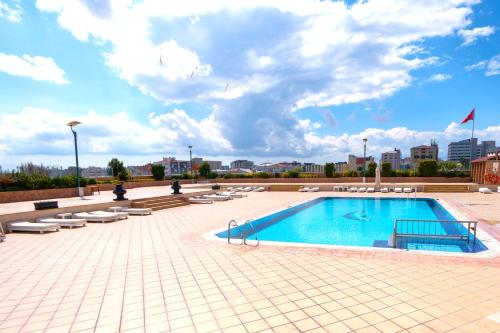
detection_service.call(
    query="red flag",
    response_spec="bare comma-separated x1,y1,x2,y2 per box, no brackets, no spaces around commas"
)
461,108,475,124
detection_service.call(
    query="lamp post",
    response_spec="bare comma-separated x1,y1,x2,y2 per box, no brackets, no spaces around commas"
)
67,121,82,197
363,138,367,183
188,145,193,183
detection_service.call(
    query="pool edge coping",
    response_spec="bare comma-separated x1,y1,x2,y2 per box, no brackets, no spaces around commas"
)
204,195,500,258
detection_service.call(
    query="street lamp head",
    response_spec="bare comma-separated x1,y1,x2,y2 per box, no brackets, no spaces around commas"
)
363,138,368,142
67,120,81,127
188,145,193,149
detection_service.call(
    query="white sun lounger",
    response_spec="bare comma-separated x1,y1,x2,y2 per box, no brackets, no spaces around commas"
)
36,218,87,228
403,187,413,193
91,211,128,220
357,187,367,193
8,221,60,233
298,187,309,192
242,187,253,192
307,187,319,192
202,195,231,201
479,187,493,194
367,187,375,193
218,191,246,198
394,187,403,193
189,197,213,204
349,187,358,192
380,187,389,193
109,207,152,215
253,187,265,192
73,212,118,223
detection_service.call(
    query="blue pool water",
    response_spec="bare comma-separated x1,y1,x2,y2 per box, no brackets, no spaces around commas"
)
217,197,487,253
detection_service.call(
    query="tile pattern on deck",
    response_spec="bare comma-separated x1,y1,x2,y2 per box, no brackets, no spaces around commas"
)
0,192,499,333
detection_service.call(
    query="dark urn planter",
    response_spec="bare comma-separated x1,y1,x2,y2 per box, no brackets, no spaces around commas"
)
34,201,59,210
113,183,128,201
171,180,182,195
211,184,221,190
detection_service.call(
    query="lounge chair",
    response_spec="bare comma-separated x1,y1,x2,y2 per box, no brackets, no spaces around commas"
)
349,187,358,193
403,187,413,193
36,217,87,228
189,197,213,204
8,221,60,233
367,187,375,193
357,187,367,193
109,207,152,215
394,187,403,193
242,187,253,192
479,187,493,194
307,187,320,192
498,186,500,193
91,210,128,220
234,187,245,192
253,187,265,192
380,187,389,193
217,191,246,198
202,194,231,201
73,212,119,223
298,187,310,192
226,187,236,191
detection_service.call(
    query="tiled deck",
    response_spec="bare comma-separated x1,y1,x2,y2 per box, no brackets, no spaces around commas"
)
0,192,499,332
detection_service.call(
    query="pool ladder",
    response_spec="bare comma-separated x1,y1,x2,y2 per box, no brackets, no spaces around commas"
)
227,219,260,247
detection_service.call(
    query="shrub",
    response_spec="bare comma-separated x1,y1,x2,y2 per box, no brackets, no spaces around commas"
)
223,173,234,179
381,163,392,177
346,170,358,177
324,163,335,178
366,162,377,177
107,158,127,178
151,164,165,181
285,169,300,178
418,160,438,177
198,162,211,178
253,172,270,178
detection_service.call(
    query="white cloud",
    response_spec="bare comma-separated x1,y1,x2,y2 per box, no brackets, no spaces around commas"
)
0,106,230,157
2,106,499,167
0,53,69,84
32,0,486,158
465,55,500,76
0,0,22,22
458,26,495,46
428,73,452,82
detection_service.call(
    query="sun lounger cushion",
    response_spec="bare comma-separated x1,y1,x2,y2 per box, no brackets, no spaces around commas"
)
91,211,128,219
8,222,60,233
73,212,118,222
37,218,87,228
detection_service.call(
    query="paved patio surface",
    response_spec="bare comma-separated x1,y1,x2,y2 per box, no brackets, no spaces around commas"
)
0,192,499,332
0,185,208,215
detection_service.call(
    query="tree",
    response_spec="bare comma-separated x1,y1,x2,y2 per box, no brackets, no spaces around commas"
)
107,158,127,178
418,160,438,177
286,168,300,178
198,162,211,178
381,162,392,177
366,162,377,177
324,163,335,178
151,164,165,181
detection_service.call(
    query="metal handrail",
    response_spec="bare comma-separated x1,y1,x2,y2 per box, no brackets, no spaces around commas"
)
392,219,477,249
243,220,260,247
227,219,243,245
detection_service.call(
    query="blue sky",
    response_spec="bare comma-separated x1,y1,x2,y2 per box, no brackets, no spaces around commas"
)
0,0,499,169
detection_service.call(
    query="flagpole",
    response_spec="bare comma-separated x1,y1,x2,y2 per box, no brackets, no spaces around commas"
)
470,116,475,173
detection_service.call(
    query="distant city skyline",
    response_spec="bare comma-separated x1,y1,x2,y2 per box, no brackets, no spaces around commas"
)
0,1,499,169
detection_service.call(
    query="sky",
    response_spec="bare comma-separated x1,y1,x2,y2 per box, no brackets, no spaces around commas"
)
0,0,499,169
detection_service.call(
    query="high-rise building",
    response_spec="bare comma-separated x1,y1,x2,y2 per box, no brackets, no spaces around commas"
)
334,162,348,174
155,157,190,176
447,139,497,162
347,155,374,171
302,163,324,174
380,149,401,170
230,160,254,169
410,140,438,168
192,157,222,170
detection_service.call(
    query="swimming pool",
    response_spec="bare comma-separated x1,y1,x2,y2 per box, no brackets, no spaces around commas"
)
216,197,487,253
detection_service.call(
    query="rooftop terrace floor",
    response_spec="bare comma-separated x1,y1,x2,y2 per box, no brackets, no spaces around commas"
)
0,191,499,332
